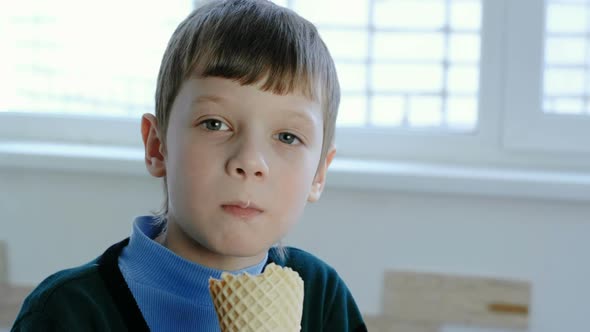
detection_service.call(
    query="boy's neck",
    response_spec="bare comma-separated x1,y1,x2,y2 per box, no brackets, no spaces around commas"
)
155,221,267,272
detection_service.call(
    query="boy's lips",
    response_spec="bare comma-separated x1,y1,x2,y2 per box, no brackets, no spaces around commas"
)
221,201,264,219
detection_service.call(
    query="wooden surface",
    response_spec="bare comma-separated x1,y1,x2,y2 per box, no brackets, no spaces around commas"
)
0,284,33,327
383,270,531,329
364,315,440,332
0,242,7,285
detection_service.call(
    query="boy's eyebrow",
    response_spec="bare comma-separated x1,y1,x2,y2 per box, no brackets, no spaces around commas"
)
282,109,320,127
192,94,226,105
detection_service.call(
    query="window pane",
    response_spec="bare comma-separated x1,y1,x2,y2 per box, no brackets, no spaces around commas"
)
408,96,443,128
555,98,585,114
544,69,586,95
543,1,590,115
2,0,482,135
545,37,586,64
372,64,443,92
320,30,368,60
446,96,477,131
291,0,368,26
450,1,481,30
373,33,445,61
545,97,585,115
374,0,446,29
449,33,480,63
369,0,481,132
224,0,480,133
271,0,288,6
370,96,405,127
2,0,192,117
447,65,479,94
335,62,366,93
337,95,367,127
546,3,588,33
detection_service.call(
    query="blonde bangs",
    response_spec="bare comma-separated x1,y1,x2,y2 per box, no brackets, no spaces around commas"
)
185,2,325,102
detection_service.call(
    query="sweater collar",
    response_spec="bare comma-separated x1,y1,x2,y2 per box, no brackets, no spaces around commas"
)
119,215,268,306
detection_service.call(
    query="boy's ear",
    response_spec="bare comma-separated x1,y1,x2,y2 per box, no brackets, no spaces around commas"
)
307,147,336,203
141,113,166,178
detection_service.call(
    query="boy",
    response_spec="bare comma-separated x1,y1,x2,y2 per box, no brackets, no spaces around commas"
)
12,0,367,331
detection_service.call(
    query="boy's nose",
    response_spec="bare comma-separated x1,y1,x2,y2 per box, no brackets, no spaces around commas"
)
225,143,269,180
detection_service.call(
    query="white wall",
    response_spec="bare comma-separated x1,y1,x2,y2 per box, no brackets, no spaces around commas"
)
1,167,589,332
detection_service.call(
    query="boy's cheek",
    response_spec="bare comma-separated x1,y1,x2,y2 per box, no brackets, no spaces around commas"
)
279,170,316,203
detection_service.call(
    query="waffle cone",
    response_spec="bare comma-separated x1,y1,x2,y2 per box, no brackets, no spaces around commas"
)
208,263,304,332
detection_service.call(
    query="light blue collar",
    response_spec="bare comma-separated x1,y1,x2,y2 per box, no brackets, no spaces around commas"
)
119,215,268,306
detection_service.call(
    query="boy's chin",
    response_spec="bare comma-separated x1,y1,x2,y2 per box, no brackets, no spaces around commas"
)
209,241,272,259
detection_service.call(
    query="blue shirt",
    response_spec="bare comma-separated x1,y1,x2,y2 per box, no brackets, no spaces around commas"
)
118,216,268,332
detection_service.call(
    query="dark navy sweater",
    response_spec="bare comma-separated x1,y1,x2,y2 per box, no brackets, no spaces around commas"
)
12,222,366,331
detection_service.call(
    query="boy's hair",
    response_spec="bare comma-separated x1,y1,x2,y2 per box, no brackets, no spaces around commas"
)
152,0,340,223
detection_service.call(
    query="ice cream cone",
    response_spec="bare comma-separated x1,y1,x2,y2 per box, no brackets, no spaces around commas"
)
209,263,304,332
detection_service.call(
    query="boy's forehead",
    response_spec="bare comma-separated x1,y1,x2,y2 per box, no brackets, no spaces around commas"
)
181,77,322,118
189,61,322,98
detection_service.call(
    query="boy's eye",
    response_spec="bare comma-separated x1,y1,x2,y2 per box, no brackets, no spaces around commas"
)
199,119,230,131
277,132,301,145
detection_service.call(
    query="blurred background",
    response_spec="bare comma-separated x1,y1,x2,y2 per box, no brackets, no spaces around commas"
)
1,0,589,331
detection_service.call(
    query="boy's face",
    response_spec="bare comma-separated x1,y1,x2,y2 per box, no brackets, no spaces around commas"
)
142,77,334,268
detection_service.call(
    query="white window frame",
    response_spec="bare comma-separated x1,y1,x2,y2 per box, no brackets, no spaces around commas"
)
0,0,497,160
2,0,590,202
338,0,590,171
503,0,590,155
0,112,142,147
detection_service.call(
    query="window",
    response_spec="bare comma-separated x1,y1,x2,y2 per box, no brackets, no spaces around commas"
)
2,0,481,132
1,0,589,170
543,0,590,115
503,0,590,155
1,0,482,146
1,0,191,117
0,0,192,145
277,0,482,132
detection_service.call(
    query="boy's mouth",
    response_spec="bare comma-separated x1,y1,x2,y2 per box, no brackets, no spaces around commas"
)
221,201,263,219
